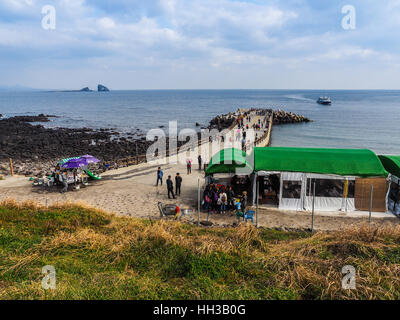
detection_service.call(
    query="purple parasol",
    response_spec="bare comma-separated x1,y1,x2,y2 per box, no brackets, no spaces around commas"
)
61,158,89,169
80,155,100,163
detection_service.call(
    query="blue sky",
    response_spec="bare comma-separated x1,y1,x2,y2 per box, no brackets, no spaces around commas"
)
0,0,399,89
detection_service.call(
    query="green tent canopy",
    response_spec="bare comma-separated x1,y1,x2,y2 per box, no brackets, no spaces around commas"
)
205,148,253,175
254,147,388,177
378,155,400,178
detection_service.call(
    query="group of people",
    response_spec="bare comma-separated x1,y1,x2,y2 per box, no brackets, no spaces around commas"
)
157,167,182,199
235,110,254,128
51,166,88,193
186,155,203,174
203,183,248,215
234,111,269,151
156,156,206,199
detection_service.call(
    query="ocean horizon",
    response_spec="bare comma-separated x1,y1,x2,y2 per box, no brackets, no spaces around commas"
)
1,89,399,155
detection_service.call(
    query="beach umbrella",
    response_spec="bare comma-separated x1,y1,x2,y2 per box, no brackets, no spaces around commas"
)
58,156,81,165
80,155,100,163
61,158,89,169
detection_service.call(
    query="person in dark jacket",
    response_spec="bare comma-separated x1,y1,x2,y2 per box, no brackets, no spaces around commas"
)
175,173,182,196
166,176,175,199
203,185,212,214
198,155,202,170
227,186,235,210
211,185,219,214
156,167,163,186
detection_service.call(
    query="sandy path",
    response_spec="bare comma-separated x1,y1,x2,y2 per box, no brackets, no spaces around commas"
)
0,110,398,231
0,170,398,231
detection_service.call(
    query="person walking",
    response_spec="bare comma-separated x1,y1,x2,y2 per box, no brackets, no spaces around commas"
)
175,173,182,196
198,155,202,170
60,171,68,193
241,137,246,150
186,159,192,174
156,167,163,186
242,191,248,212
166,175,175,199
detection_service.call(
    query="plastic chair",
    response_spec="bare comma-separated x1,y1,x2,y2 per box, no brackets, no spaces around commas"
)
244,210,255,223
235,210,244,221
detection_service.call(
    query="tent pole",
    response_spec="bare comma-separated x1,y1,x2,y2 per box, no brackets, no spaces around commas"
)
256,177,259,228
344,179,348,213
311,181,315,233
369,184,373,224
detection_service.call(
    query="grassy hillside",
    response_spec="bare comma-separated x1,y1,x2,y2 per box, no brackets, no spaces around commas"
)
1,199,400,300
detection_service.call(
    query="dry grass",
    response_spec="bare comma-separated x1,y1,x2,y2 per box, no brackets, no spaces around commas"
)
1,199,400,299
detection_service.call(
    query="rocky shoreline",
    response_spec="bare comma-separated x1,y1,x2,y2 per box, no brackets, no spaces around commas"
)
0,114,217,177
272,109,311,124
207,113,236,131
0,115,155,177
0,109,311,177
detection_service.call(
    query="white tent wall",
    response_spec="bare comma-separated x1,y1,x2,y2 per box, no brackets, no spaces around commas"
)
303,173,355,212
254,171,357,212
279,172,304,211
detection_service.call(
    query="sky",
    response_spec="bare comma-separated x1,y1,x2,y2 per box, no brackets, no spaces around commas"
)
0,0,400,90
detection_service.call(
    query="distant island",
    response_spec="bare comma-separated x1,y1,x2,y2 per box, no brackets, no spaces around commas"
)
98,84,110,92
80,87,92,92
53,84,110,92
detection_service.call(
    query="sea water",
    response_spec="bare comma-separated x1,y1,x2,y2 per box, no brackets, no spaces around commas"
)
0,89,399,154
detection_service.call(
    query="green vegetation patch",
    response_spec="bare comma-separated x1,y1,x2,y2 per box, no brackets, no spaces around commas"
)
1,201,400,300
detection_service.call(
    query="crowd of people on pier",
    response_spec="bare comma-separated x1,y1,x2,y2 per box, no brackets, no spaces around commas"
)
233,109,271,150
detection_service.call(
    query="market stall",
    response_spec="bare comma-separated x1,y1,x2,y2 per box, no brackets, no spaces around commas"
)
253,147,388,212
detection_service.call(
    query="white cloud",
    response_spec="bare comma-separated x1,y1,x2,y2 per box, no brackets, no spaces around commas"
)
97,17,116,29
1,0,400,89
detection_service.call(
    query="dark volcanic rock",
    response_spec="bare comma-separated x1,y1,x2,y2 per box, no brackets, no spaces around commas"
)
0,117,152,164
98,84,110,92
7,115,55,122
272,109,311,125
208,113,235,131
0,115,189,176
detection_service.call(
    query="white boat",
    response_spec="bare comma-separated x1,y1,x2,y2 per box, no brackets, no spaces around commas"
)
317,96,332,105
